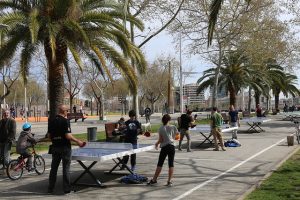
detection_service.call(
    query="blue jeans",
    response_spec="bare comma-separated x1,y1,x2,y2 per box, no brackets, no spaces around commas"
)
0,142,12,167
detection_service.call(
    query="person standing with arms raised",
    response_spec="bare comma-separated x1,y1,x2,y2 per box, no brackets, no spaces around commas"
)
47,105,84,194
228,105,240,139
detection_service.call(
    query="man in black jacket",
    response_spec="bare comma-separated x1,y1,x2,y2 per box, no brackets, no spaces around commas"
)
0,110,16,169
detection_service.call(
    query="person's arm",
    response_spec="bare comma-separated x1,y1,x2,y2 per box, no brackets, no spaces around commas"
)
155,133,163,150
65,133,84,146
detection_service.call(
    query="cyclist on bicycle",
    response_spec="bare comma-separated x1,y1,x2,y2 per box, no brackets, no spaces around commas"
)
16,123,37,171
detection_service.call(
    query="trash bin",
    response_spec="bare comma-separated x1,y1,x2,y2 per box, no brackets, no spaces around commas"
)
287,135,294,146
87,127,97,142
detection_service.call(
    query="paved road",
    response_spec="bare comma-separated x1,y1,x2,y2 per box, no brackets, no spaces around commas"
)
0,114,298,200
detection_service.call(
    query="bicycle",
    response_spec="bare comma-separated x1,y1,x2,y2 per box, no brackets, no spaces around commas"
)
6,146,45,180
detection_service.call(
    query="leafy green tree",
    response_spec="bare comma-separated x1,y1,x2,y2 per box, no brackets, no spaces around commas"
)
0,0,146,119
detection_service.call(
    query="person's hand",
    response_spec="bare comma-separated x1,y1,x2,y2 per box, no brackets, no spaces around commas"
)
155,142,159,150
238,122,240,127
78,140,86,148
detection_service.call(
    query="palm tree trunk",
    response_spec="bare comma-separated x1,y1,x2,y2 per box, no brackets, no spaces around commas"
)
44,39,67,120
229,89,236,107
275,93,280,112
248,88,252,112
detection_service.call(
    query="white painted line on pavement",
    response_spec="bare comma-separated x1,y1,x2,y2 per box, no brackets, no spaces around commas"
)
172,138,286,200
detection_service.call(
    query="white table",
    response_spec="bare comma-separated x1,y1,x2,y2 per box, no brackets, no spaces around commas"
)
280,111,300,121
189,125,238,147
240,117,271,133
71,142,154,187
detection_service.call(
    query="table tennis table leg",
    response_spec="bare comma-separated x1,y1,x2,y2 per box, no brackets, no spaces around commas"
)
108,158,134,174
72,160,106,188
255,123,265,132
197,132,213,147
247,123,258,133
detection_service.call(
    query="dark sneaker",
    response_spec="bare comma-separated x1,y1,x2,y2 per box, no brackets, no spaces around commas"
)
47,188,53,194
213,148,219,151
147,179,157,185
178,148,182,151
165,181,173,186
187,149,192,152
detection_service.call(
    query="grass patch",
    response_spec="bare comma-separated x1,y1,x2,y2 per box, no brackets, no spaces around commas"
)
245,149,300,200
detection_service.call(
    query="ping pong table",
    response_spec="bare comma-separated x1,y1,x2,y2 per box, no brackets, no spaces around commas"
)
189,125,238,147
281,111,300,121
240,117,271,133
71,142,154,187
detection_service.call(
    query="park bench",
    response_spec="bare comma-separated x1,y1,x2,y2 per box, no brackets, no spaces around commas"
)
67,113,87,122
105,122,124,142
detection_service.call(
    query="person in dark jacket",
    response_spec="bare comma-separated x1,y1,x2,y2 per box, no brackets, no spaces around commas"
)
0,110,16,169
178,110,194,152
16,123,37,171
121,110,141,171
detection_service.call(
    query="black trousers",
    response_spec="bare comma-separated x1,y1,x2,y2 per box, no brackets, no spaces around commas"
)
122,142,137,167
157,144,175,168
48,146,72,193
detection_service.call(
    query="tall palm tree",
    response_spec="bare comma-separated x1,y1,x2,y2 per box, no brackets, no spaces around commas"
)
272,73,300,113
0,0,146,119
197,51,256,107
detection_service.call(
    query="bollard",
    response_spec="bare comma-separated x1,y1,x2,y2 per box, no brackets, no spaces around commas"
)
287,135,294,146
87,127,97,142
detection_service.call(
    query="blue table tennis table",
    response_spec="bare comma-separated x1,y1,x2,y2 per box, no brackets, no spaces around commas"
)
71,142,154,187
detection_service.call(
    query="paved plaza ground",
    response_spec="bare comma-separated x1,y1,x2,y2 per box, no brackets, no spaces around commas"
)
0,114,298,200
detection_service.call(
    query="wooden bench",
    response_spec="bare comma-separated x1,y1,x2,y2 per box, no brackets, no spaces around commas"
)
221,113,229,124
67,113,87,122
105,123,124,142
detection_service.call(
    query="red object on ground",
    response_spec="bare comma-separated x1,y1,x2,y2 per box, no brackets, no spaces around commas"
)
80,142,86,148
144,131,151,137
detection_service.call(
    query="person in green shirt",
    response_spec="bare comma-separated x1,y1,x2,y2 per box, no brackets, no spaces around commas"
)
210,107,226,151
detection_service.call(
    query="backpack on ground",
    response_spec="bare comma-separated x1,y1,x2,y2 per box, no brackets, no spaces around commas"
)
120,174,148,184
224,139,241,147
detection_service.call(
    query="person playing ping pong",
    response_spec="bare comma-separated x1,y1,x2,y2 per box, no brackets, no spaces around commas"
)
47,105,84,194
147,114,178,186
121,110,141,171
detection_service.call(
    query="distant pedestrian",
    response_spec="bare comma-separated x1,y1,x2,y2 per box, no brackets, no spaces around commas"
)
147,114,177,186
0,110,16,169
73,105,77,113
145,106,151,123
256,104,262,117
211,107,226,151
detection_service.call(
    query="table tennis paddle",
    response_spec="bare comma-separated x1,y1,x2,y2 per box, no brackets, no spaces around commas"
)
80,142,86,148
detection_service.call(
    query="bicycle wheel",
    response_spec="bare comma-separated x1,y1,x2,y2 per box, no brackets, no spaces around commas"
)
34,155,45,175
6,159,23,180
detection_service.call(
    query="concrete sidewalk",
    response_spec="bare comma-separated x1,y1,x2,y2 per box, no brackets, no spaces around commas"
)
0,116,298,200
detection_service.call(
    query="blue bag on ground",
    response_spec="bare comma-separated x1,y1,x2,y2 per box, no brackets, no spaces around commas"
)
120,174,148,184
224,139,241,147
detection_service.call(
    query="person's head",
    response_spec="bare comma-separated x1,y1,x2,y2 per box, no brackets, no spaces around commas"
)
2,110,10,119
162,114,171,125
128,110,136,118
257,104,260,108
212,107,218,113
22,122,31,131
58,105,68,116
186,110,192,115
120,117,125,122
229,105,234,111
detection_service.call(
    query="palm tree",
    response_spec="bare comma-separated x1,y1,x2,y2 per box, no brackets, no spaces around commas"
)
272,73,300,113
0,0,146,119
197,51,255,107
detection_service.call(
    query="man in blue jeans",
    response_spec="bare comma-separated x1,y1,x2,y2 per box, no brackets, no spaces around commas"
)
228,105,240,139
47,105,84,194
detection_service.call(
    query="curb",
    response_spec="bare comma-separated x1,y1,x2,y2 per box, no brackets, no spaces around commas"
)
237,144,300,200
